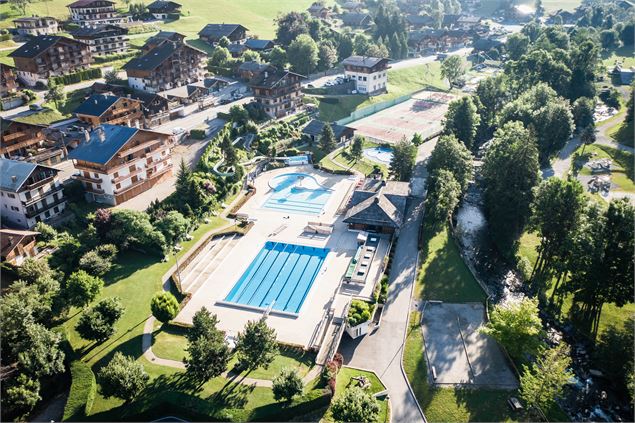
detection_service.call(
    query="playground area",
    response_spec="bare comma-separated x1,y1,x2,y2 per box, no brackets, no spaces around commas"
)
349,91,456,144
421,302,518,388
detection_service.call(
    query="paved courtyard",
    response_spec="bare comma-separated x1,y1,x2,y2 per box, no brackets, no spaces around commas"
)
174,166,361,348
349,91,456,144
422,302,518,388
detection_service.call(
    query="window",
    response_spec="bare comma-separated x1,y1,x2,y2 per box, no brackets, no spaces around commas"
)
45,210,51,218
54,206,59,213
7,193,15,198
11,206,19,211
113,171,119,178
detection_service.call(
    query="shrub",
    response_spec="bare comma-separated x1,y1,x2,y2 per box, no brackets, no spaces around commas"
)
79,250,112,276
272,367,303,402
150,291,179,323
65,270,104,308
75,297,124,341
50,68,101,86
98,352,149,401
331,386,380,423
190,129,206,139
34,221,57,243
347,300,372,327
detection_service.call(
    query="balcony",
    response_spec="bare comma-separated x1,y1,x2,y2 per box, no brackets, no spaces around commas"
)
111,166,144,184
113,177,146,196
24,174,55,191
23,184,64,207
25,196,66,218
117,139,162,158
73,173,103,184
147,162,173,179
84,185,105,195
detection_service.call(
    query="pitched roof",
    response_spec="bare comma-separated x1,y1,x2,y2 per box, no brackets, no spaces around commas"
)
1,228,40,259
342,1,363,9
343,179,409,228
8,35,68,59
0,158,58,192
249,67,305,88
123,41,204,71
74,94,121,117
198,24,248,39
302,119,353,139
342,55,389,68
67,0,114,7
341,13,372,26
238,60,269,73
147,0,181,11
68,124,139,165
13,16,56,23
406,14,434,26
227,43,247,54
245,38,274,50
71,24,127,38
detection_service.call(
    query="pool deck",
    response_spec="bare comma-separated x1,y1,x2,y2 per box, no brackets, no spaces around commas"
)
174,166,362,348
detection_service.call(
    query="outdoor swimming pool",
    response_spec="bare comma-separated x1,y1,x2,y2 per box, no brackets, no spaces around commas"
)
223,242,329,314
262,173,332,215
363,146,393,165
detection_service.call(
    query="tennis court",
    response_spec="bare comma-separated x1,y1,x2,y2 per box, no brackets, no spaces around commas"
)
349,91,457,144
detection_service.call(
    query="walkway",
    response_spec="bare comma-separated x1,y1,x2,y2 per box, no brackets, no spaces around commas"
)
339,144,428,422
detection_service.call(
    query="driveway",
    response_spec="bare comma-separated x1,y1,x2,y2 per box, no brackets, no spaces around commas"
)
339,141,430,423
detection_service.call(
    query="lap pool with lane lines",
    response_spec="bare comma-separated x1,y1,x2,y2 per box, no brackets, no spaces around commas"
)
262,173,332,215
223,242,329,314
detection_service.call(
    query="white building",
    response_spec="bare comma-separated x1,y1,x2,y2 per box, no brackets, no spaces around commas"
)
68,125,173,206
67,0,130,28
0,158,67,229
342,56,390,95
13,16,59,37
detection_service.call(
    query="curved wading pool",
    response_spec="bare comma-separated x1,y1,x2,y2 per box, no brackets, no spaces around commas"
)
262,173,332,215
362,146,394,165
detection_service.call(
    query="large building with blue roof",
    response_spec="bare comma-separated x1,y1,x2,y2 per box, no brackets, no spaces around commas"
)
74,94,144,128
67,124,173,205
0,158,66,229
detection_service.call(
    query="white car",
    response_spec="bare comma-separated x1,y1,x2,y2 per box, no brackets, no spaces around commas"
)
172,127,186,135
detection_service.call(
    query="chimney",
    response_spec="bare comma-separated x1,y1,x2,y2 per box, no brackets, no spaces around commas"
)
83,128,90,142
97,127,106,142
264,71,268,78
11,175,17,183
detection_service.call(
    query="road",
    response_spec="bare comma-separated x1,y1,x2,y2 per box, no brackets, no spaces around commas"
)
339,143,430,423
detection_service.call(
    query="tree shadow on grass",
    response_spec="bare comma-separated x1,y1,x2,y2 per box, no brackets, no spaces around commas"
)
86,317,147,367
453,387,526,422
103,251,159,286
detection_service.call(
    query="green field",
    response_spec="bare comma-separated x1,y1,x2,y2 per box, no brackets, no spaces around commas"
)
416,226,487,303
573,144,635,193
322,367,389,423
401,226,571,422
0,0,330,38
610,120,634,147
517,231,635,340
315,62,449,122
602,45,635,69
151,323,316,380
474,0,581,16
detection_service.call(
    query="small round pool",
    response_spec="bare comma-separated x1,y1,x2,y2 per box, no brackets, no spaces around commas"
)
363,146,393,165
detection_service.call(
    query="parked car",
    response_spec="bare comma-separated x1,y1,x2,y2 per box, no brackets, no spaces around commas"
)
220,98,232,105
172,127,186,135
29,103,43,111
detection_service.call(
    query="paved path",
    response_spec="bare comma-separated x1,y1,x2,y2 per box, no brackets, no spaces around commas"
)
542,135,581,179
339,145,427,423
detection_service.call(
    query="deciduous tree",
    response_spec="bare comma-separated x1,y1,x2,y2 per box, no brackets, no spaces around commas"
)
331,386,380,422
427,135,473,194
17,323,65,378
287,34,318,75
235,317,278,371
424,169,461,226
272,367,303,402
482,298,545,363
389,137,416,181
520,343,572,416
65,270,104,308
481,121,541,253
76,297,124,341
440,55,466,87
443,96,480,150
98,352,149,402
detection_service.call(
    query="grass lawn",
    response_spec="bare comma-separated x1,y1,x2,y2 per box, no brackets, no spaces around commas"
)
416,226,486,302
0,49,15,66
517,232,635,339
609,119,634,148
403,312,569,422
601,44,635,69
43,87,91,118
316,62,449,122
13,108,66,125
319,139,389,177
0,0,333,38
474,0,580,15
322,366,389,423
151,323,316,380
573,144,635,193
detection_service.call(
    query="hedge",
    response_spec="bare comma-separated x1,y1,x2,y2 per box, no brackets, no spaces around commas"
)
50,68,102,86
62,361,96,421
190,129,206,139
